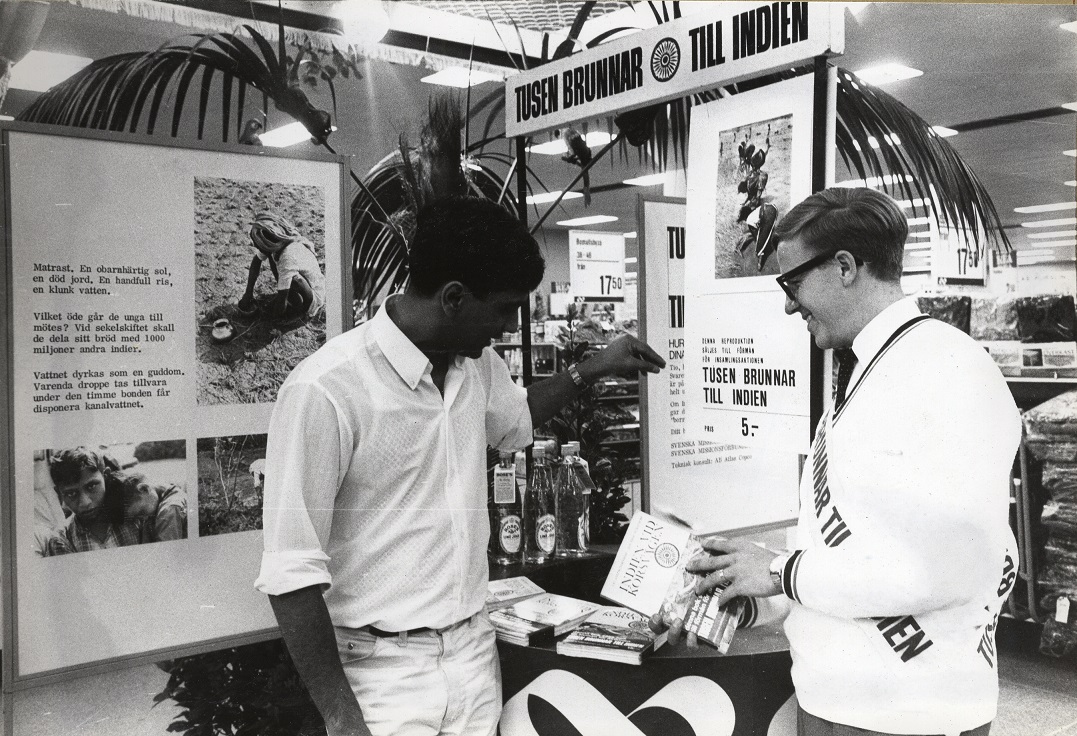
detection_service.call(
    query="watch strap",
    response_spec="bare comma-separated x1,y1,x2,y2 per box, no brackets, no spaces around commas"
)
567,363,589,389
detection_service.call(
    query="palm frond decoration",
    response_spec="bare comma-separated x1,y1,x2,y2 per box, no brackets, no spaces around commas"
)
16,25,337,145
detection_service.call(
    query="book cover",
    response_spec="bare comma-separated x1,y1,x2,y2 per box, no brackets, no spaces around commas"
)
600,511,744,653
486,576,545,612
489,593,601,642
556,606,668,665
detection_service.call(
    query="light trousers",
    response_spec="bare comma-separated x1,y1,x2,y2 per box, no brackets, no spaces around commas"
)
332,611,502,736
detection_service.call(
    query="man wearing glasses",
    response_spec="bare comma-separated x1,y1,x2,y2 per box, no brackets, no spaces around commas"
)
659,187,1020,736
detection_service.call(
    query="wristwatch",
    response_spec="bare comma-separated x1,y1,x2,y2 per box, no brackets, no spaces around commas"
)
567,363,589,389
769,553,790,594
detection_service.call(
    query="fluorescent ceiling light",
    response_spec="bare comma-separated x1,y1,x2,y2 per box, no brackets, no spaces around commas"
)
1027,230,1077,239
623,173,670,186
420,67,503,88
835,174,914,188
1015,202,1077,214
1019,254,1076,265
908,232,933,238
1067,181,1077,187
624,257,638,264
853,134,901,151
931,126,958,138
9,50,93,92
904,242,933,250
528,131,612,156
1020,240,1076,249
624,232,637,239
526,190,584,204
0,115,13,121
1066,150,1077,157
898,198,930,209
1063,102,1077,112
1021,217,1077,228
556,215,618,227
258,122,319,147
852,63,923,85
906,216,931,225
1061,21,1077,33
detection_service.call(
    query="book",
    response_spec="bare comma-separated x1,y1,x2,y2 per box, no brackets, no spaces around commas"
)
600,511,744,654
489,593,601,646
486,576,545,612
556,606,668,665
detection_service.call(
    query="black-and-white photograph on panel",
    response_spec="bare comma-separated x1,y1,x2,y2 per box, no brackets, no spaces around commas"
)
34,440,188,557
196,432,268,537
194,177,327,406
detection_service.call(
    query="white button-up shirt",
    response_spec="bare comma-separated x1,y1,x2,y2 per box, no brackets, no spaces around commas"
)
255,300,532,630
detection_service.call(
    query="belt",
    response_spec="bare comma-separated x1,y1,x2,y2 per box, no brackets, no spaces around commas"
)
363,613,478,640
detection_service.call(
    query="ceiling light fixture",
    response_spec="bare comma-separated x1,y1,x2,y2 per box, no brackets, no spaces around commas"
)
555,215,619,227
624,232,637,239
9,50,93,92
898,198,930,209
526,190,584,204
835,174,914,188
852,63,923,85
420,67,503,88
1021,240,1076,249
906,216,932,225
1066,181,1077,187
258,122,338,147
931,126,958,138
907,232,933,239
1021,217,1077,228
623,173,670,186
1063,102,1077,112
1061,21,1077,33
528,131,612,156
1065,150,1077,157
0,115,13,121
1027,231,1077,239
624,257,638,264
1015,202,1077,214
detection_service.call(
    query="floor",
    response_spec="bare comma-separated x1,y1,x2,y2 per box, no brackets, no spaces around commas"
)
4,619,1077,735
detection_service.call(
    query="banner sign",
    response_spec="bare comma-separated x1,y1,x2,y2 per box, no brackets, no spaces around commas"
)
683,75,816,455
569,230,626,302
505,1,843,137
638,197,797,532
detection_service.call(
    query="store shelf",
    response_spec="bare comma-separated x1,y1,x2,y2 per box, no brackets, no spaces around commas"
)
1007,377,1077,410
599,439,640,446
595,394,639,402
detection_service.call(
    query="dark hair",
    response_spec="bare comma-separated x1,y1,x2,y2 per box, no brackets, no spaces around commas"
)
48,447,118,489
408,197,545,298
773,187,907,282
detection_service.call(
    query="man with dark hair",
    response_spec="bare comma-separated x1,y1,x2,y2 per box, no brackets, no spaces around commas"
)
256,196,665,736
658,188,1020,736
44,447,136,555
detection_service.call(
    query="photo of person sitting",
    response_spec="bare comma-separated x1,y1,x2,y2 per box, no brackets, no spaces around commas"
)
239,211,326,321
39,446,188,556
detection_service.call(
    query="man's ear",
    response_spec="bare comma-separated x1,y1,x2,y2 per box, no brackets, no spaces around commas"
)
835,250,860,286
439,281,469,315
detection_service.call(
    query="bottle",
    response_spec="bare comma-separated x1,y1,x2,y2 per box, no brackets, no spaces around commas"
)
490,450,522,565
567,442,592,553
555,444,586,557
523,445,556,563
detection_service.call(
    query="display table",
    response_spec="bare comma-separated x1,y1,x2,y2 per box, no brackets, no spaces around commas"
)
491,550,794,736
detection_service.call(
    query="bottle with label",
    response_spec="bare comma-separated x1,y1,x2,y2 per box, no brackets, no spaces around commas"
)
567,441,593,552
490,450,522,565
523,444,556,563
555,444,586,557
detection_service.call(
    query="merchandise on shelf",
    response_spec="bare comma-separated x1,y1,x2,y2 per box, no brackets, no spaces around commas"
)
971,297,1020,342
917,295,971,334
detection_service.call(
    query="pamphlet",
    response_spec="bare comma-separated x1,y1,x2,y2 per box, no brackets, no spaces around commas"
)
556,606,667,665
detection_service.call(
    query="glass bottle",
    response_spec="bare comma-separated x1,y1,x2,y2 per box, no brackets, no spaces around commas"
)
523,445,556,563
555,444,586,557
490,450,522,565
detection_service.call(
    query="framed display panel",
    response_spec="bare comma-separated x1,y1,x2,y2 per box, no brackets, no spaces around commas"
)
638,197,798,534
683,74,817,456
1,123,349,685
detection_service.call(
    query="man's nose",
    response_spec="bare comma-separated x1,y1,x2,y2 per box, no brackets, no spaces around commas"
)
784,294,799,315
74,491,93,511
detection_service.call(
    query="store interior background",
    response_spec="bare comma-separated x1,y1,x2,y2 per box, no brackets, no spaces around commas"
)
1,1,1076,734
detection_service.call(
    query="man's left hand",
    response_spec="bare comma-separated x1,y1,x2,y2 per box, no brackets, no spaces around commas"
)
688,538,780,606
578,334,665,382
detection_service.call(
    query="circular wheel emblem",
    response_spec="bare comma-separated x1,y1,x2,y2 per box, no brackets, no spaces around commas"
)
654,542,680,568
650,38,680,82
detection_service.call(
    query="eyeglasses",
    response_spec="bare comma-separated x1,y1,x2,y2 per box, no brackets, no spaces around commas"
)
775,249,861,300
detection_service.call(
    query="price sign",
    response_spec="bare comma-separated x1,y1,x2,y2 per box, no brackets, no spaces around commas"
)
569,230,625,302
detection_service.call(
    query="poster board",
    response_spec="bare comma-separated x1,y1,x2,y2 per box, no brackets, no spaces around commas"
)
639,197,798,534
1,123,349,684
683,75,816,456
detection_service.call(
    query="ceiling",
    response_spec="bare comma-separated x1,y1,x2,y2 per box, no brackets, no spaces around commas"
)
3,1,1075,261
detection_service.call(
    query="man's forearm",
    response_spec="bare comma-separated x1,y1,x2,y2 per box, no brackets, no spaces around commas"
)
526,370,585,426
269,586,372,736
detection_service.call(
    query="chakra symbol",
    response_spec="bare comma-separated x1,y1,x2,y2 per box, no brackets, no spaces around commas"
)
655,542,680,568
650,38,680,82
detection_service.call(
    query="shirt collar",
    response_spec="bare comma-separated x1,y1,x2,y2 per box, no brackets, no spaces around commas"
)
370,296,432,390
851,296,923,366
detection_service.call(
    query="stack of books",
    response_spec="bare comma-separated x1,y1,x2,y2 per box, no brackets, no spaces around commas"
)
556,606,668,665
601,511,745,654
486,576,545,612
489,593,601,646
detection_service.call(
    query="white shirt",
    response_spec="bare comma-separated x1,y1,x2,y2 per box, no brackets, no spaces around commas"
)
254,300,533,630
781,297,1021,734
258,244,326,316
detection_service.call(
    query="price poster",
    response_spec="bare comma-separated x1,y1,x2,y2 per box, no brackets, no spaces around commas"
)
683,75,815,455
569,230,626,302
639,197,797,533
